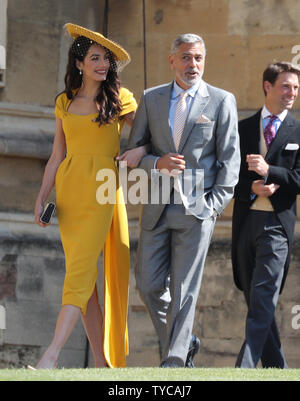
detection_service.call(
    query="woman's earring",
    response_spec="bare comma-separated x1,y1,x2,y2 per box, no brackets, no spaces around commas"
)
79,69,83,75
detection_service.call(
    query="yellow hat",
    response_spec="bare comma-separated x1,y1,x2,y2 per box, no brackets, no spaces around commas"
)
64,23,131,71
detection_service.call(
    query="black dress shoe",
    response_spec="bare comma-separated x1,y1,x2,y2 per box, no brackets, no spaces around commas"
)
185,335,200,368
160,362,181,368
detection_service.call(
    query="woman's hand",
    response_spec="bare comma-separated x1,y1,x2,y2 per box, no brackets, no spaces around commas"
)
117,145,148,168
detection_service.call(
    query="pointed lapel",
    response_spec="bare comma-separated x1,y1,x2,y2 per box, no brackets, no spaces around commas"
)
265,113,295,162
248,110,261,154
178,83,210,153
155,83,176,152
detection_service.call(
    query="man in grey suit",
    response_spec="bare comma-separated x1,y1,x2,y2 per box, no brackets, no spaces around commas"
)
121,34,240,367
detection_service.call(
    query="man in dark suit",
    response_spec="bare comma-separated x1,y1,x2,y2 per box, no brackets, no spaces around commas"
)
232,62,300,368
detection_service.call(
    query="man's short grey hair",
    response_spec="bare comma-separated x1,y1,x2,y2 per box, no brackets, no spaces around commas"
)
171,34,206,57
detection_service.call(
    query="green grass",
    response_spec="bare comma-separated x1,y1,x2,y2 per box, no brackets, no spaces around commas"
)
0,367,299,381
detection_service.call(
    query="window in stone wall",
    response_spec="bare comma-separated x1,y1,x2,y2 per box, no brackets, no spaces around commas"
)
0,0,7,88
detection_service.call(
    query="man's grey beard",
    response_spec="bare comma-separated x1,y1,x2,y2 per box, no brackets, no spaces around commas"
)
183,70,203,87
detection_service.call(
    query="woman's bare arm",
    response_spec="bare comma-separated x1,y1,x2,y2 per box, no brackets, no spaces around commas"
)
34,118,66,227
118,111,149,167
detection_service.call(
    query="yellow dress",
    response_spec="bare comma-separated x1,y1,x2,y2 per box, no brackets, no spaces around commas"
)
54,87,137,368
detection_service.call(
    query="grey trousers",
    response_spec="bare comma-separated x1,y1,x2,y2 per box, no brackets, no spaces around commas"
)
135,201,216,366
236,210,288,368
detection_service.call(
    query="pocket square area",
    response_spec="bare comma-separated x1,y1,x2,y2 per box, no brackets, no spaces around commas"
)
196,114,212,123
285,143,299,150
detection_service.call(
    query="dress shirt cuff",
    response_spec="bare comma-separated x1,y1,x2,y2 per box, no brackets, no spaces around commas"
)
153,156,160,172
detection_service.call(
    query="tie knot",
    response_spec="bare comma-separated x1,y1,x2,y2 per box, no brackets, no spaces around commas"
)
268,114,277,123
180,91,188,100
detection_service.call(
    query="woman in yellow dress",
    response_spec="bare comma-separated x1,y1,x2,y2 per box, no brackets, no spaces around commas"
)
32,23,145,369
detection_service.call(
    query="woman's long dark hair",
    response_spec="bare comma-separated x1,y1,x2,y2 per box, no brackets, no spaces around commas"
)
63,36,122,125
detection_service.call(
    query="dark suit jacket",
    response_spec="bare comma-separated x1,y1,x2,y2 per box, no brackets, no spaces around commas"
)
232,110,300,293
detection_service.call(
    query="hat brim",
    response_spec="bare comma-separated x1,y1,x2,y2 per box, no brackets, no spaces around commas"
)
65,23,130,67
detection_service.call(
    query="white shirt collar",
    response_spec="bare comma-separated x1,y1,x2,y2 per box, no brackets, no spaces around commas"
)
261,105,288,122
172,79,202,99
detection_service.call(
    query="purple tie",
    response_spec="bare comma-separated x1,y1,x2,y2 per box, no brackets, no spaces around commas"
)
263,115,277,149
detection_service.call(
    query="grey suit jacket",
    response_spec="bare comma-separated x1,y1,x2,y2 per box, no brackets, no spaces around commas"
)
127,80,240,230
